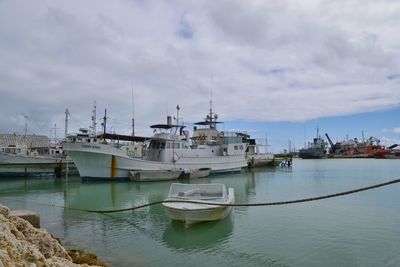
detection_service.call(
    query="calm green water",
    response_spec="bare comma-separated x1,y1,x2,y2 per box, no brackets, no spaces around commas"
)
1,159,400,267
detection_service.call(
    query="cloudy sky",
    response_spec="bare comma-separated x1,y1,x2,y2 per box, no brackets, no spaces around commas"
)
0,0,399,151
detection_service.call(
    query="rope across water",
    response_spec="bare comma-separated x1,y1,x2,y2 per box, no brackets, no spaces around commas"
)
2,178,399,213
82,177,400,213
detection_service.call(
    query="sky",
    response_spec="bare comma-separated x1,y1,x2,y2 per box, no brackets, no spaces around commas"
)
0,0,399,152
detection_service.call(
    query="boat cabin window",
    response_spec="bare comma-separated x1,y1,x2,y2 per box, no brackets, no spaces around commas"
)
234,145,238,150
173,143,180,149
166,142,171,149
150,140,166,149
239,145,244,150
149,140,157,149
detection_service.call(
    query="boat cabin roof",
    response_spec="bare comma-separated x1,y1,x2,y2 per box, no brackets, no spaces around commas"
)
97,133,149,142
194,121,223,126
150,124,185,129
236,132,250,138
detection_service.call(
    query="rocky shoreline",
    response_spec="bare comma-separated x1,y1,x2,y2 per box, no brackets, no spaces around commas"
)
0,203,107,267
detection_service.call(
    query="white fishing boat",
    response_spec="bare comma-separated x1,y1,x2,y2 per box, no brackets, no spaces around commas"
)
65,105,248,179
128,169,183,182
163,183,234,227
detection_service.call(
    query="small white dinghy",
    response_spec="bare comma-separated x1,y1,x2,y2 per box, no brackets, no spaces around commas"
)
163,183,234,227
129,169,183,182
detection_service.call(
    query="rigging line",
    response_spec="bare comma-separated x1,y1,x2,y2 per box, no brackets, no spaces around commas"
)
2,178,399,214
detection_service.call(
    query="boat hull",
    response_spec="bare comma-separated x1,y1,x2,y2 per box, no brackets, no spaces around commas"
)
163,188,234,227
187,168,211,179
164,206,233,226
247,154,283,167
298,148,326,159
0,152,63,177
129,169,183,182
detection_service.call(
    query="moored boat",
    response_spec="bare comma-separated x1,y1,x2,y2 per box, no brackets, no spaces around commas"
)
0,151,62,177
299,128,327,159
65,105,248,179
163,183,234,227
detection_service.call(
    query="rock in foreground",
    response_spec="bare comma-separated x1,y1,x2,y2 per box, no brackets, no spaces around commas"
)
0,203,105,266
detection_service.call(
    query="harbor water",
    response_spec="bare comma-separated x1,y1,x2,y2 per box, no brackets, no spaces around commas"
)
1,159,400,267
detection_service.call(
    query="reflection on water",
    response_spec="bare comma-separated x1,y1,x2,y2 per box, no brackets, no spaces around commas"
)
162,216,234,252
1,159,400,267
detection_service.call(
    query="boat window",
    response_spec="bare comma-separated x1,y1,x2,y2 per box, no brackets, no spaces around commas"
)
234,145,238,150
169,184,226,200
150,140,160,149
166,142,170,149
239,145,243,150
160,142,166,149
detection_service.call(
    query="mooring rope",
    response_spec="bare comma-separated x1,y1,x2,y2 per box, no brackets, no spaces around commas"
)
2,178,399,214
82,177,400,213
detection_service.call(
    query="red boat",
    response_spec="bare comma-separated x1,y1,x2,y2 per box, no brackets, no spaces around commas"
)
374,144,400,159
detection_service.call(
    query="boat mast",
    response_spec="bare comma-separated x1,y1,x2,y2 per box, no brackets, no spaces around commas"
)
23,114,28,151
208,89,218,129
209,89,213,128
23,114,28,139
176,105,180,125
102,109,107,135
54,123,57,142
131,82,135,136
90,101,97,137
64,108,70,139
362,130,365,143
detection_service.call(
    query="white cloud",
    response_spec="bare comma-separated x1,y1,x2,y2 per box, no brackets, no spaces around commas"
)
0,0,399,136
382,127,400,134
